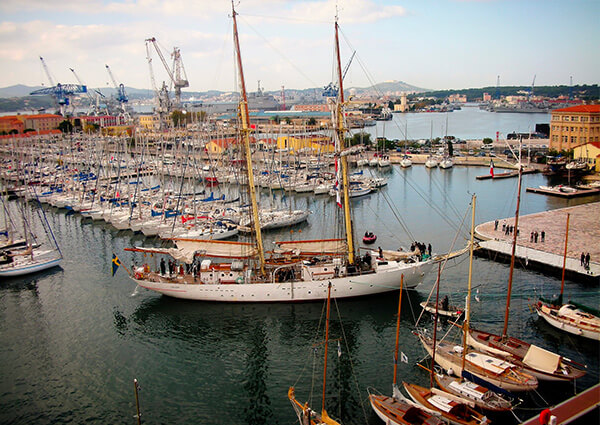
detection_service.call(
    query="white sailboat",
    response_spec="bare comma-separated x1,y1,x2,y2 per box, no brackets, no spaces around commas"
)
0,187,62,277
123,4,438,303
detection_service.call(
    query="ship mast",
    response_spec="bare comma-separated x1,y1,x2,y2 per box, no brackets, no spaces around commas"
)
231,2,266,275
334,17,355,265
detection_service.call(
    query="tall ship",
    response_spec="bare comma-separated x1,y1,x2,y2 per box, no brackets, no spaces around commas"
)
123,5,439,303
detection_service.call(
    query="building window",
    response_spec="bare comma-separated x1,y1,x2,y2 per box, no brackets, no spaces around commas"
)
571,136,577,144
571,116,579,122
564,116,570,121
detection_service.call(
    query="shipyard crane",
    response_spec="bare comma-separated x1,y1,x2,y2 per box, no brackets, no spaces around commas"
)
528,74,536,100
323,50,355,97
145,37,189,108
144,38,171,128
105,64,129,119
495,75,500,100
569,76,574,100
70,67,106,115
30,57,87,116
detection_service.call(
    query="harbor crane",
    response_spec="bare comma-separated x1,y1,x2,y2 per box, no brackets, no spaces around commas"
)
495,75,500,100
70,67,106,116
30,56,87,116
145,37,189,108
528,74,536,100
323,50,355,97
105,64,129,119
144,38,171,128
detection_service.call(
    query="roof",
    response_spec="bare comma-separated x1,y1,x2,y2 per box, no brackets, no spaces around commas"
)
573,141,600,150
552,105,600,113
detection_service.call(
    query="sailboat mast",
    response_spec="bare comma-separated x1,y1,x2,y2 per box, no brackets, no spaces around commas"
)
502,154,523,338
322,282,332,413
231,2,266,275
393,274,404,388
461,194,476,378
334,19,355,264
560,213,570,302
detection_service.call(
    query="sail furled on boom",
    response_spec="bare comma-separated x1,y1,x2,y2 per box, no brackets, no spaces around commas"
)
275,239,347,256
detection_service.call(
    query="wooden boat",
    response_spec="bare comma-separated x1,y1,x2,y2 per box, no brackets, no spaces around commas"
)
535,302,600,341
369,392,444,425
403,382,490,425
467,328,587,381
534,213,600,341
433,373,513,412
420,300,464,319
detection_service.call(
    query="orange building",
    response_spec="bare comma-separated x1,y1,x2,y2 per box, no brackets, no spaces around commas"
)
549,105,600,151
0,116,25,134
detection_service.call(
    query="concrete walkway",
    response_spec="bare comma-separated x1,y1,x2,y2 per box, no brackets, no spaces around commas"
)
475,202,600,282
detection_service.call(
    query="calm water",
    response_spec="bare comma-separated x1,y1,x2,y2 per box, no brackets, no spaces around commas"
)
1,165,598,424
364,105,549,141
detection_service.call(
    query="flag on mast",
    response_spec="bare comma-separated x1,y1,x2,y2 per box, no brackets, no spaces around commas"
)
111,253,122,276
489,159,494,177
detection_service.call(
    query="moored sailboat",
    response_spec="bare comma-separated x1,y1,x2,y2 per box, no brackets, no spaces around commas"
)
123,4,438,302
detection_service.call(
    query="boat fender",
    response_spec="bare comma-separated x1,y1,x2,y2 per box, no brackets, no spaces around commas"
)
447,368,454,376
236,276,244,284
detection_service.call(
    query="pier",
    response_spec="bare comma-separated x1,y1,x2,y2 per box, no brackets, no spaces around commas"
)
474,202,600,283
521,383,599,425
526,186,600,198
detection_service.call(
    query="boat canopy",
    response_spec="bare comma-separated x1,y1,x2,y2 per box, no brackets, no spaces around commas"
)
522,344,561,374
274,238,347,255
127,239,258,263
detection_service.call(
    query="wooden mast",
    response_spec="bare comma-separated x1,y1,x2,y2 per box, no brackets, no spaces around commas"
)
502,139,523,339
231,2,266,276
560,213,570,304
461,194,476,379
334,17,355,265
393,274,404,390
322,282,332,414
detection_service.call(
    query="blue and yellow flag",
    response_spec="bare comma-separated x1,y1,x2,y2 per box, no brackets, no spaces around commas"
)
111,253,122,276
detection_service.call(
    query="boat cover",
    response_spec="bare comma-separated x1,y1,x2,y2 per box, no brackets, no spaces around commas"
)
522,344,561,374
275,239,347,255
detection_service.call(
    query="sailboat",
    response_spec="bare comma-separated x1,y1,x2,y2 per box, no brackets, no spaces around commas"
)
418,195,538,393
467,161,588,380
534,213,600,341
288,282,342,425
428,195,514,413
369,275,445,425
0,186,62,277
123,4,437,302
438,115,454,169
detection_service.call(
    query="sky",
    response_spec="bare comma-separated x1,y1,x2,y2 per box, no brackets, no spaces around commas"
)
0,0,598,93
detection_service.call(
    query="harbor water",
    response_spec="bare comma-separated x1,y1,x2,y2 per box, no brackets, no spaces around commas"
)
1,165,599,424
364,105,549,141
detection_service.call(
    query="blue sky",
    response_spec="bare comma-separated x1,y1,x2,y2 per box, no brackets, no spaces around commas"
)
0,0,598,93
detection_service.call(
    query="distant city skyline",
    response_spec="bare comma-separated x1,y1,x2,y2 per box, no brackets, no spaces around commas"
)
0,0,598,94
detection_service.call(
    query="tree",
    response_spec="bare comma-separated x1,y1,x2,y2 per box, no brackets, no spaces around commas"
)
348,131,372,147
58,120,73,134
284,117,291,125
482,137,493,144
307,117,317,126
447,139,454,157
271,115,280,124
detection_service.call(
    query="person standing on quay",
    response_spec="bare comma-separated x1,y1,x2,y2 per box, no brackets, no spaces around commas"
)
530,231,534,242
541,230,545,242
581,252,586,267
585,252,591,268
534,231,539,243
494,219,499,231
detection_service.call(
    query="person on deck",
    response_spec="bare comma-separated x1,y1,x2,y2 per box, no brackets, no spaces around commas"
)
160,258,166,276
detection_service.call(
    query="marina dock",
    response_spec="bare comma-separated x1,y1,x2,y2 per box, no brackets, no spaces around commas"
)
521,383,599,425
476,168,538,180
474,202,600,283
526,186,600,198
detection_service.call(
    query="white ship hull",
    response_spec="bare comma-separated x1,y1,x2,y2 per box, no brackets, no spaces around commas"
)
134,259,434,302
536,305,600,341
0,255,62,277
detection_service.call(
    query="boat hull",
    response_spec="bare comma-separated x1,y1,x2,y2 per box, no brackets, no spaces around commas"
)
535,303,600,341
0,257,62,277
133,260,434,302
